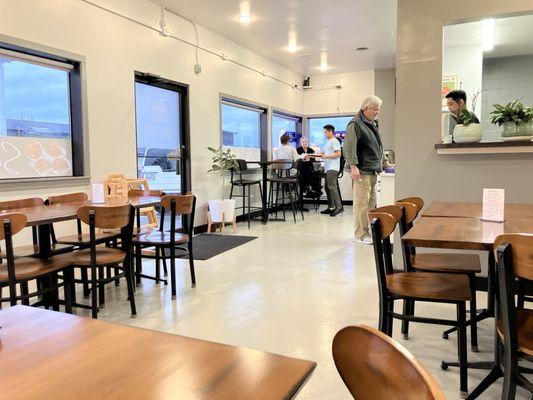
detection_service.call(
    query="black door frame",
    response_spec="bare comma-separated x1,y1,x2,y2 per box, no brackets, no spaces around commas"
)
134,72,191,193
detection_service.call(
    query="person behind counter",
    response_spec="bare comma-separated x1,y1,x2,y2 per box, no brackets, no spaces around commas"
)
445,90,479,136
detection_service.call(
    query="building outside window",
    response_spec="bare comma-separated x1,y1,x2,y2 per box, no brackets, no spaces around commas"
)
0,48,78,179
221,98,265,161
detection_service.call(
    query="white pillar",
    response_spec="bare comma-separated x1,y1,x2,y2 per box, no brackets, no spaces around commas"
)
0,60,6,136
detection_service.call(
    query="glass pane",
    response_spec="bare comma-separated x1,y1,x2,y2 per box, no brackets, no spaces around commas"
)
0,56,73,178
135,82,181,192
221,103,260,161
308,116,352,150
272,114,299,153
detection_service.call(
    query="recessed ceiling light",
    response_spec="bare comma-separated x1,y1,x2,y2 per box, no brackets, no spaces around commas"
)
355,47,369,51
238,1,252,24
287,31,298,53
320,52,328,71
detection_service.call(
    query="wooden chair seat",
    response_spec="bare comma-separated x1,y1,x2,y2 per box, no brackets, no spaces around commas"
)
56,232,119,246
497,309,533,357
231,179,262,186
0,243,74,259
71,248,126,266
386,272,472,302
0,254,72,282
411,253,481,274
134,232,189,246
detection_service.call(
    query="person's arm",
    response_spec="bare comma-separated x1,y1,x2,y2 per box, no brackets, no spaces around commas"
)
343,123,361,180
323,150,341,159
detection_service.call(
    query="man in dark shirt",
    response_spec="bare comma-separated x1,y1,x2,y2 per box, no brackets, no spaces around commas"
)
445,90,480,135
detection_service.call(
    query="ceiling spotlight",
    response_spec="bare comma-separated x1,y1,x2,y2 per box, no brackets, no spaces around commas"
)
320,52,328,72
288,31,298,52
239,1,252,24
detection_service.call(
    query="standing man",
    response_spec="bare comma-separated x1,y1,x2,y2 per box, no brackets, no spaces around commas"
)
343,95,387,244
319,124,343,217
445,90,479,136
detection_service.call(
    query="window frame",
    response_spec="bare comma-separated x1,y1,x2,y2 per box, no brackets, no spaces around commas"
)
0,34,88,187
219,94,268,163
306,113,355,148
271,109,303,157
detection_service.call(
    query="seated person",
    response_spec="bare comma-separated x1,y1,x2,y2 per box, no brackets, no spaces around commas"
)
275,133,298,162
296,137,322,197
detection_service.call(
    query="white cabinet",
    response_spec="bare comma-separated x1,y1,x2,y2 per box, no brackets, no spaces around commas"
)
377,173,395,206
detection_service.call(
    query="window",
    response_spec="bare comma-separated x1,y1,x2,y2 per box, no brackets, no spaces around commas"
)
135,73,190,193
271,112,301,155
0,46,81,180
221,98,266,161
308,115,353,150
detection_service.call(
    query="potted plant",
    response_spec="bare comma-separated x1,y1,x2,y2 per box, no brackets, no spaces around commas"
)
490,100,533,141
207,146,239,227
452,89,482,143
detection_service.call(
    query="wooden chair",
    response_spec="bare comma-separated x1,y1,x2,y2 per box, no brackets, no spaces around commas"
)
71,204,136,318
333,324,446,400
397,197,481,351
126,178,158,228
0,212,73,312
370,204,471,397
133,194,196,300
494,234,532,399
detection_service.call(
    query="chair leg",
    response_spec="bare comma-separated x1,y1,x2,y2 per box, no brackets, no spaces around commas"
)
64,268,73,314
246,185,251,229
20,282,30,306
386,300,394,337
114,266,120,286
155,247,161,284
50,274,60,311
135,244,142,286
170,246,177,300
91,267,98,319
378,299,387,333
468,274,479,352
401,299,414,340
98,266,105,308
188,241,196,287
124,256,137,318
457,302,468,397
287,183,297,223
81,268,90,298
162,254,168,276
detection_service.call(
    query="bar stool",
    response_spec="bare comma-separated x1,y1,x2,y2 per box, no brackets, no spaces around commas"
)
267,159,304,223
229,159,263,228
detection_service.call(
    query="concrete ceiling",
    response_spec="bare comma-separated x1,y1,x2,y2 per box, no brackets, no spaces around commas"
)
444,13,533,58
153,0,397,76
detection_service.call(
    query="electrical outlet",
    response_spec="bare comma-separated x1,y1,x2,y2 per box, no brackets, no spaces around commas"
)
194,64,202,75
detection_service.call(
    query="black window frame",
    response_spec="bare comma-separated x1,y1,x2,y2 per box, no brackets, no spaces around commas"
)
0,41,85,179
271,109,303,152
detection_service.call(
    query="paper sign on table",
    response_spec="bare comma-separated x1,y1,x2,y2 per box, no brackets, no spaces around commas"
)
92,183,105,204
481,188,505,222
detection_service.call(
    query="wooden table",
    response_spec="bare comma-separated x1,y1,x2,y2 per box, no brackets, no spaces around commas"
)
0,306,316,400
422,201,533,219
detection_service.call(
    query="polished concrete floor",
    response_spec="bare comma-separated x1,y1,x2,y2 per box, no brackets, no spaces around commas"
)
72,207,529,399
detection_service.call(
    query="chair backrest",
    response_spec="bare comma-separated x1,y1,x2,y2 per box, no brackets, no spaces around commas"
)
495,234,533,282
397,196,424,211
48,192,88,205
236,159,248,172
77,204,132,230
0,197,44,210
0,213,28,241
128,189,163,198
159,194,196,238
333,325,445,400
395,200,420,226
369,205,403,296
161,194,194,214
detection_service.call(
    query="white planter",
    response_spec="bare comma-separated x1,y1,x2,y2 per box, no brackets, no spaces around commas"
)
453,123,482,143
208,199,236,223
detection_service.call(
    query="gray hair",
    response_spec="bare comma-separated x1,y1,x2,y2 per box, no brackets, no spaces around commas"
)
360,95,383,109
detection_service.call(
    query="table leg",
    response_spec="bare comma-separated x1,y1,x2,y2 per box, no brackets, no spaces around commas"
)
261,164,268,224
37,224,56,308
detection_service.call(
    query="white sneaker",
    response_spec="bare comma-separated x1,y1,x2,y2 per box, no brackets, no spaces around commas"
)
353,236,373,245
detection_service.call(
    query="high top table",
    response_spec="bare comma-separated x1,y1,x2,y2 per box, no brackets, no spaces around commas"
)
0,306,316,400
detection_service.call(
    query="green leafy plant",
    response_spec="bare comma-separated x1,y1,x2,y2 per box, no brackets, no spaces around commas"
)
460,109,477,126
524,107,533,123
490,100,526,126
207,146,240,199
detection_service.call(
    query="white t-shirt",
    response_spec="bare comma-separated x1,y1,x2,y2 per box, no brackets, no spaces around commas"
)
275,145,299,162
324,138,341,172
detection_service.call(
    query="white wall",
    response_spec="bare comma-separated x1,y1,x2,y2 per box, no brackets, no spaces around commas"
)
302,71,375,115
0,0,302,230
